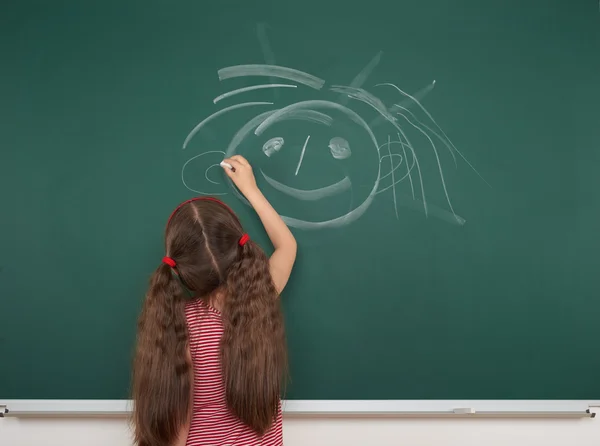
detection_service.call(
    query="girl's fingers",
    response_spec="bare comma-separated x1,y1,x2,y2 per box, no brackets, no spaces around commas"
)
222,158,244,172
230,155,250,167
223,166,235,178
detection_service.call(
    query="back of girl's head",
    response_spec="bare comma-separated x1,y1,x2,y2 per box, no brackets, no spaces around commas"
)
132,197,287,446
165,198,244,296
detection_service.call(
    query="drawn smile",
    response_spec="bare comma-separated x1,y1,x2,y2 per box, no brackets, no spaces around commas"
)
260,170,351,201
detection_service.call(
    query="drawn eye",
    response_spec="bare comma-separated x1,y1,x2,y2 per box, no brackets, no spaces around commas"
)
328,137,351,159
263,137,284,157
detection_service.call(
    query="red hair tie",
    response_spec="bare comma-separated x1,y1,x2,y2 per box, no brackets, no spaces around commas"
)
238,233,250,247
162,256,176,268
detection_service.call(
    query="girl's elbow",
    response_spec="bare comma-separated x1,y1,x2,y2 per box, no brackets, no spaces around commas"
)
288,238,298,261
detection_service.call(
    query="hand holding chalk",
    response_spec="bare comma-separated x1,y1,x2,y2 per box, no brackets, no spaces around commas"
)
221,156,258,197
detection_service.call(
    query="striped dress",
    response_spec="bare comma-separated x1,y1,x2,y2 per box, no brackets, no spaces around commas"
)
184,298,283,446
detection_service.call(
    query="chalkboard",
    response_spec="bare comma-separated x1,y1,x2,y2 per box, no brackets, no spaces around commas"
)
1,0,599,401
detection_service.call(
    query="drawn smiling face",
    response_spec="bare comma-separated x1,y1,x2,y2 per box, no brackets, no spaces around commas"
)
256,134,355,223
259,135,352,201
224,100,382,230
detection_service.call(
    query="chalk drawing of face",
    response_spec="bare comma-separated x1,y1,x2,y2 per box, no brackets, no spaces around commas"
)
181,59,488,229
225,95,385,230
256,134,361,227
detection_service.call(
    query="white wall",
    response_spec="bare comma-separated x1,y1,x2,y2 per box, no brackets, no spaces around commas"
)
1,416,599,446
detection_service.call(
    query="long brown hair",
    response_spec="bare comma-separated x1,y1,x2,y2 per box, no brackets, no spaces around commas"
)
131,198,287,445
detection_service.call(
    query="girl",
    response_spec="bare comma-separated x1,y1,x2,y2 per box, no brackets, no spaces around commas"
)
132,155,297,446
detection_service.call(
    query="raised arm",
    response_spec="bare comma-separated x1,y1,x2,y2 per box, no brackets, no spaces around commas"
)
222,155,297,293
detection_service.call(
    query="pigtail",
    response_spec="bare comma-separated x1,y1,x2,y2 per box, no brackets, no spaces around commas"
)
221,240,287,435
131,263,191,446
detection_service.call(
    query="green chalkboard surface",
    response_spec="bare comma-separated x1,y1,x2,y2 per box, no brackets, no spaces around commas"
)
1,0,599,400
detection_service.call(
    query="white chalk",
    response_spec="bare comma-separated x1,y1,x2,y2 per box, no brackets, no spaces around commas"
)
220,161,233,170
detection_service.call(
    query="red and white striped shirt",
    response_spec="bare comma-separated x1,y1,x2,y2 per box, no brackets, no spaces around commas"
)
184,298,283,446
